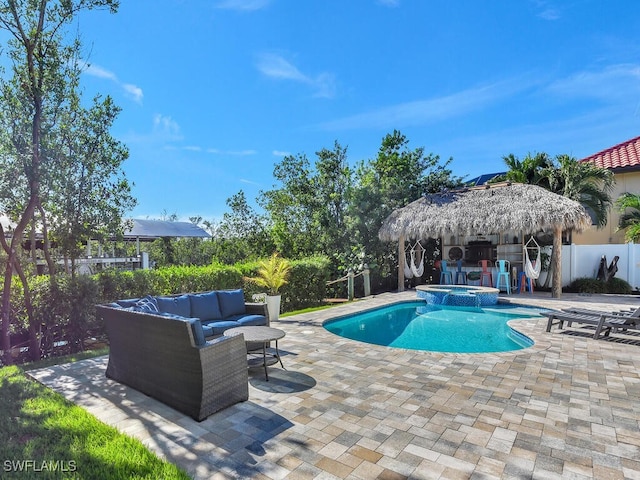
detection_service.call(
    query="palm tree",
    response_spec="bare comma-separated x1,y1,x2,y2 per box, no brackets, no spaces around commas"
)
501,152,554,186
502,153,614,295
616,192,640,243
543,155,614,228
539,155,614,290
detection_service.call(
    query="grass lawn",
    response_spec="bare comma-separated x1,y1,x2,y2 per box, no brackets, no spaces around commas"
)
0,353,190,480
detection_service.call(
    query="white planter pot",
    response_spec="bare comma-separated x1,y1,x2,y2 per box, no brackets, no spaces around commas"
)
266,295,281,321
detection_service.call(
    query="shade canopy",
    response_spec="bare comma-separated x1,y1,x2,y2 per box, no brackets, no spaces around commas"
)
125,219,211,240
379,182,592,242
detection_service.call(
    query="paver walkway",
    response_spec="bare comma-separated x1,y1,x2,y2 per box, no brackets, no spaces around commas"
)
29,291,640,479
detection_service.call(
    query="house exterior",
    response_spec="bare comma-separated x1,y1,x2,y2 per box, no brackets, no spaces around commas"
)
574,135,640,245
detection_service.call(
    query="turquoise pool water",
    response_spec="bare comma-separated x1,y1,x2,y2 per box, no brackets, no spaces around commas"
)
324,301,542,353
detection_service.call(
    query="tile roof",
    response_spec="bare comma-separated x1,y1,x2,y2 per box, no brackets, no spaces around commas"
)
579,135,640,170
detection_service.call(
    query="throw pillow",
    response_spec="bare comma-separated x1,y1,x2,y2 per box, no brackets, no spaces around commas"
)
133,295,159,313
217,289,246,318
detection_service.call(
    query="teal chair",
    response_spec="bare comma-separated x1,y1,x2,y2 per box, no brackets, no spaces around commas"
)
496,260,511,294
439,260,453,285
455,260,467,285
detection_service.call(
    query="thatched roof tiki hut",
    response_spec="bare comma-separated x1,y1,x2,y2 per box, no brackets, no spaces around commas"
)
378,183,592,298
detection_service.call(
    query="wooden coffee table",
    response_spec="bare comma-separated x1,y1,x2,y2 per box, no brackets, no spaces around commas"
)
223,326,285,381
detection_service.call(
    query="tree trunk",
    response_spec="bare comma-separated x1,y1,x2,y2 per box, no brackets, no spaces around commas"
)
398,235,405,292
38,203,56,277
13,258,39,361
0,196,38,365
542,246,554,290
552,226,562,298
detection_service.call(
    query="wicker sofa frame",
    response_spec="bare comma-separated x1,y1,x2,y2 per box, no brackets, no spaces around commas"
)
97,304,249,421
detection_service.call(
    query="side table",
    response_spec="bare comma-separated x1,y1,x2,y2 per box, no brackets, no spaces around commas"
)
223,326,285,381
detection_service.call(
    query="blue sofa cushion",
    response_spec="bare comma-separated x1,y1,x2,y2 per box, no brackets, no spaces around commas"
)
156,295,191,317
189,291,222,321
187,318,206,346
133,295,159,313
227,314,267,327
203,320,240,336
201,324,214,338
157,312,206,346
217,289,246,318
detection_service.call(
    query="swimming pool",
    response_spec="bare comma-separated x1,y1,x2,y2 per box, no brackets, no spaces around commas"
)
323,301,541,353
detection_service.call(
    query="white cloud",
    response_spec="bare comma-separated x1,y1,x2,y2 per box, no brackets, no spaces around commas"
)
317,77,537,130
240,178,261,186
83,62,143,104
538,8,560,20
256,54,307,82
84,63,117,81
123,84,144,104
531,1,561,20
256,53,336,99
272,150,290,157
215,0,270,11
546,64,640,103
206,148,257,156
153,114,182,140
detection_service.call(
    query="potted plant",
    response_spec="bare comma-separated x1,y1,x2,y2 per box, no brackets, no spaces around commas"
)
246,253,291,321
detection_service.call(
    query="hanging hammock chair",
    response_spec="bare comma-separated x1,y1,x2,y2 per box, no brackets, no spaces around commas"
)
410,241,425,277
404,242,414,279
524,236,541,280
404,256,414,279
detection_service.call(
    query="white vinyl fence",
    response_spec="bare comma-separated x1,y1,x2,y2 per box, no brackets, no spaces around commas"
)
561,243,640,290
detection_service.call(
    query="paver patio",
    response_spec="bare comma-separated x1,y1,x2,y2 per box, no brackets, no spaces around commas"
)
29,291,640,479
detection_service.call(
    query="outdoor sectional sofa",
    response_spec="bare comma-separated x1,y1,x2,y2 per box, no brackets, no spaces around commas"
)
96,289,269,421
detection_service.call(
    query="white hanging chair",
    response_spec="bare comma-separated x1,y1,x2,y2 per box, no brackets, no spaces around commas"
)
404,257,414,279
524,237,541,280
410,241,425,277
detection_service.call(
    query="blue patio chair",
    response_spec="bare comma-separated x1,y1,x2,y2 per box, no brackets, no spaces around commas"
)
439,260,453,285
496,260,510,294
455,259,467,285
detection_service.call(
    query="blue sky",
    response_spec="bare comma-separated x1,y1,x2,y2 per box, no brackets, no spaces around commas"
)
73,0,640,221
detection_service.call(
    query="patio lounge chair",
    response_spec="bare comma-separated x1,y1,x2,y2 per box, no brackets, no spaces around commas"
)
546,309,640,339
561,306,640,318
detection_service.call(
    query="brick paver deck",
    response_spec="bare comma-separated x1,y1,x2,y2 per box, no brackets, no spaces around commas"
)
28,291,640,479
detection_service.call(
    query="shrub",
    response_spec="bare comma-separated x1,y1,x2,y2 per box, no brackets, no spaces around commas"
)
238,255,331,312
566,276,633,294
606,277,633,294
4,256,332,364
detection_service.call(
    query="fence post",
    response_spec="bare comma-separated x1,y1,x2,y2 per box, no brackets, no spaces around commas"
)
347,268,354,301
363,263,371,297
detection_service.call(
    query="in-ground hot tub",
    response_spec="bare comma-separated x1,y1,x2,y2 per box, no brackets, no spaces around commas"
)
416,284,500,307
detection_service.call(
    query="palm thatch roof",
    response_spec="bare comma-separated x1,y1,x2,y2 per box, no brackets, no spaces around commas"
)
379,182,592,242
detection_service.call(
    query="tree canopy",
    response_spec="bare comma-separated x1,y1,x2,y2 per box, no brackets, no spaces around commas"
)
0,0,130,364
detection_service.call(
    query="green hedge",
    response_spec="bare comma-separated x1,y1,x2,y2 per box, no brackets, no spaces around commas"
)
6,256,332,363
565,276,633,294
